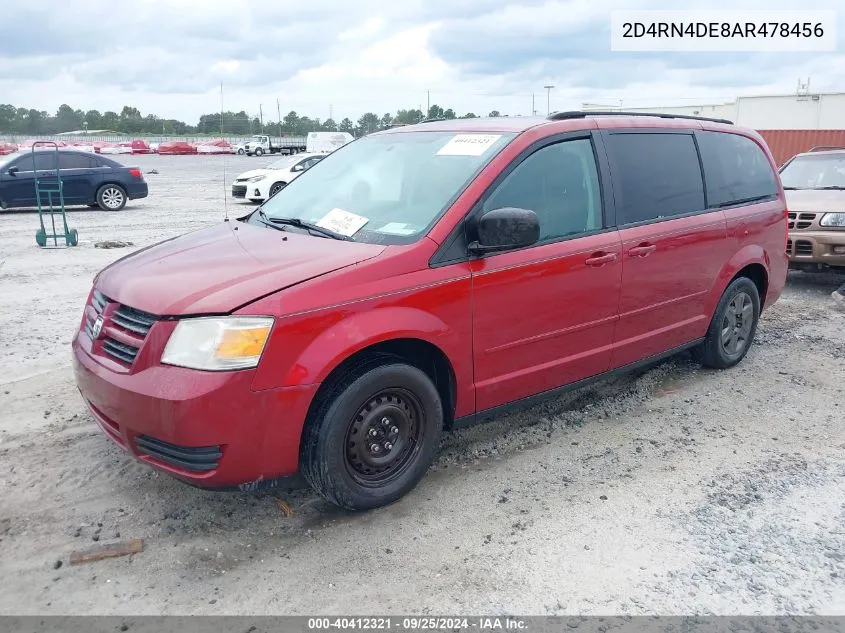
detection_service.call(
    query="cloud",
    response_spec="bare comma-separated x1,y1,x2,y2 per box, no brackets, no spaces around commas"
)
0,0,843,123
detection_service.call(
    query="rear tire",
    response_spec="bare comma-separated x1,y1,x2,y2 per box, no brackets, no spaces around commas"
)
698,277,760,369
300,359,443,511
96,184,127,211
237,148,245,155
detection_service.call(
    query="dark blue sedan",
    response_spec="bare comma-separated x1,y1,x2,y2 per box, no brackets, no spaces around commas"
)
0,150,148,211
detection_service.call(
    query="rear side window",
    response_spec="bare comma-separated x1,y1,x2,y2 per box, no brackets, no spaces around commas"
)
58,153,95,169
33,152,59,171
606,133,705,225
697,131,778,206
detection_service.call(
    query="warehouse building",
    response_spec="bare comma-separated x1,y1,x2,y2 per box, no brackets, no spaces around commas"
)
582,91,845,164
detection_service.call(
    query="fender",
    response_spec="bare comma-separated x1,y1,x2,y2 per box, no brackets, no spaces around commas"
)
704,244,769,318
252,306,467,393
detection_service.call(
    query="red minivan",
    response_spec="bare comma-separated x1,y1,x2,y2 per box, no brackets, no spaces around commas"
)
73,112,788,510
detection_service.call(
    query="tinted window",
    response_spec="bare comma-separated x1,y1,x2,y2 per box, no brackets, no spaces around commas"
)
697,131,778,205
484,139,603,241
10,155,34,171
33,152,60,171
58,153,95,169
607,133,705,224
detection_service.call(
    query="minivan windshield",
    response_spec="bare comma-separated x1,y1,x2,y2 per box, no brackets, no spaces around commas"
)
257,130,514,244
780,154,845,190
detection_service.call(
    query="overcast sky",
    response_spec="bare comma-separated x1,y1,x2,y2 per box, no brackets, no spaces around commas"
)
1,0,843,123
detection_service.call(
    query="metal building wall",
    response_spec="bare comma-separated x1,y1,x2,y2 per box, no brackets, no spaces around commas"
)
583,93,845,130
757,130,845,166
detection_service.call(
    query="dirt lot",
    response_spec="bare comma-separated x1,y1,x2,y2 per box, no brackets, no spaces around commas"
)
0,154,844,615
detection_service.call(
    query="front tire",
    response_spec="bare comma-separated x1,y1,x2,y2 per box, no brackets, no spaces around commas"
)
254,147,264,156
300,360,443,510
269,182,286,197
237,148,245,155
96,184,127,211
698,277,760,369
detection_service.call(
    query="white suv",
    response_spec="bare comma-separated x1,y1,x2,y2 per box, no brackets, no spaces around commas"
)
231,153,324,202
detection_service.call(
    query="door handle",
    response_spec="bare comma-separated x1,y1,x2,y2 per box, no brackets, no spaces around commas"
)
585,252,618,267
627,243,657,257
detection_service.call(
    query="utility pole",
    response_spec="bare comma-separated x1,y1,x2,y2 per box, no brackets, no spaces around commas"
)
544,85,555,116
329,103,333,121
259,104,264,133
532,93,535,116
426,90,430,117
276,98,282,138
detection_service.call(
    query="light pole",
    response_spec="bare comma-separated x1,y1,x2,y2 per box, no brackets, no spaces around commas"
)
543,85,554,116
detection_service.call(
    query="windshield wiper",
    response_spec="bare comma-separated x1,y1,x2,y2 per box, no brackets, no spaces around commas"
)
253,208,285,231
263,215,353,241
782,186,801,190
814,186,845,190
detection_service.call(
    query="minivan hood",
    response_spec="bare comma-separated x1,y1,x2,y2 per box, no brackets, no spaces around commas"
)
95,222,385,315
784,188,845,212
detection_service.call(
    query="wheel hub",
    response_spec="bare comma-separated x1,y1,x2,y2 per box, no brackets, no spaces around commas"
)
720,291,753,356
345,390,421,483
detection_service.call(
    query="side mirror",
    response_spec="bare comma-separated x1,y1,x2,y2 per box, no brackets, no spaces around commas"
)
469,207,540,254
7,166,19,177
291,164,304,172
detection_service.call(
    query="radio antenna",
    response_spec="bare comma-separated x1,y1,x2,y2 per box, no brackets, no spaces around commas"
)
221,82,229,222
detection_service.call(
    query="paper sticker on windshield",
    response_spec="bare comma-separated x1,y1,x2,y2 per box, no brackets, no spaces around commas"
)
316,208,369,236
378,222,417,236
436,134,502,157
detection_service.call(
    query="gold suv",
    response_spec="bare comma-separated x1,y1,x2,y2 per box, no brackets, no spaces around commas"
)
781,147,845,271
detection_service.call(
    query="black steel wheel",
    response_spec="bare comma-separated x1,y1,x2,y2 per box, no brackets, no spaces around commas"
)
344,388,426,487
300,359,443,510
698,277,760,369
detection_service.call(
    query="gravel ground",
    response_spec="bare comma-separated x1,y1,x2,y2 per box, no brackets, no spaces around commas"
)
0,154,843,615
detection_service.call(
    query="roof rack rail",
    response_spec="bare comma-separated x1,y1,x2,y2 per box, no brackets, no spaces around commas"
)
807,145,845,152
547,110,734,125
419,117,446,123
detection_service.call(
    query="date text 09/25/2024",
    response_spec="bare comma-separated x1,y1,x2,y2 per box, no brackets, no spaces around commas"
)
307,617,528,630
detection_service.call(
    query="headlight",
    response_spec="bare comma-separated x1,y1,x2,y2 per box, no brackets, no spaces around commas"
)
161,317,273,371
246,175,265,182
819,212,845,227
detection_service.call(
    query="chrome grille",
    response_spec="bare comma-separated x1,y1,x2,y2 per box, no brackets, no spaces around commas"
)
84,290,159,366
112,304,157,336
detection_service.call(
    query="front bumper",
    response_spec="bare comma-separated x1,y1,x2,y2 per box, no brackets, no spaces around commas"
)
246,184,267,202
72,334,317,488
787,230,845,268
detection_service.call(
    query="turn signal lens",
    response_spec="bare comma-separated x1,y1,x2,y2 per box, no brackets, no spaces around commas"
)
216,326,272,359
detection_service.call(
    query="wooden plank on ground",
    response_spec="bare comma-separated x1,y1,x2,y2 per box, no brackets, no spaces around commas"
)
69,538,144,565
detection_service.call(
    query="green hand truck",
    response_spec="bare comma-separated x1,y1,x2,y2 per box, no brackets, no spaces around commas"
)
33,141,78,247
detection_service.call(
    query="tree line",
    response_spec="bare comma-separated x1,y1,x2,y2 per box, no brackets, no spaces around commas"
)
0,103,506,137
